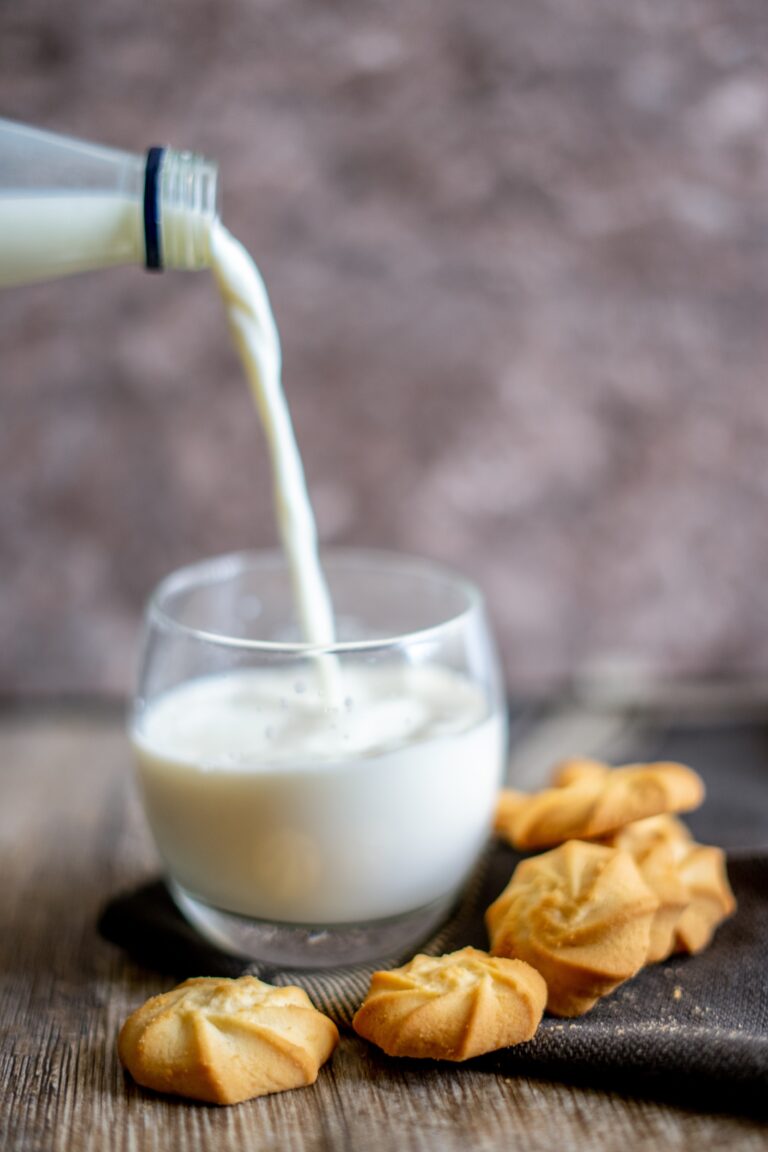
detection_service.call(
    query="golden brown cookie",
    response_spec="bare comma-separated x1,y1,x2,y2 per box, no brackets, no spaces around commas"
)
607,816,693,963
118,976,338,1104
606,815,736,960
671,843,736,955
352,947,546,1061
486,840,659,1017
495,761,705,851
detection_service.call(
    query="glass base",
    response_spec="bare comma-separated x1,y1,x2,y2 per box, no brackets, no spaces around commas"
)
170,881,456,969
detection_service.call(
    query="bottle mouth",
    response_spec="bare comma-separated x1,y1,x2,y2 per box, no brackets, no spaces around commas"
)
144,146,219,271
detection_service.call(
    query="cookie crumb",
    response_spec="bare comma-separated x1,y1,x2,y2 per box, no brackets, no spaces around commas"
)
673,986,683,1001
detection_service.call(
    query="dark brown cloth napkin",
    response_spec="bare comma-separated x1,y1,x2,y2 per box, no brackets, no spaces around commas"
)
98,714,768,1113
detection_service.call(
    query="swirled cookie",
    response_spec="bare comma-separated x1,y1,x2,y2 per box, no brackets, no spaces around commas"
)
486,840,659,1017
606,815,736,960
671,842,736,954
494,761,704,851
607,816,692,963
352,947,546,1061
118,976,338,1104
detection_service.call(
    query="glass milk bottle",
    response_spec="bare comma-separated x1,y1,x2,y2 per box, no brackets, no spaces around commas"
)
0,117,218,286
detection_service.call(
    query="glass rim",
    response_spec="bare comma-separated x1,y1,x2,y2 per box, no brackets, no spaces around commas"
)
146,547,485,655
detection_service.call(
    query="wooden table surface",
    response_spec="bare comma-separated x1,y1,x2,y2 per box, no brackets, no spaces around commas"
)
1,709,766,1152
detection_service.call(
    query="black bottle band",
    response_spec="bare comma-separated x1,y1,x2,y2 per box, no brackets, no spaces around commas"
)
143,146,165,271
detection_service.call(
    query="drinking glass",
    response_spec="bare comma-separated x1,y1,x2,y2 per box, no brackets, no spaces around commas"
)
130,548,506,967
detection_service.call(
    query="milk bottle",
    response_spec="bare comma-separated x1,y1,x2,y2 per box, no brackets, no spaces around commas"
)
0,118,215,284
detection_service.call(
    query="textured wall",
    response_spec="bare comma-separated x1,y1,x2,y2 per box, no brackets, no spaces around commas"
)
2,1,768,696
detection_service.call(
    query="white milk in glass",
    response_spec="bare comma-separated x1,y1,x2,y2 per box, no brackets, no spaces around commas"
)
134,665,504,923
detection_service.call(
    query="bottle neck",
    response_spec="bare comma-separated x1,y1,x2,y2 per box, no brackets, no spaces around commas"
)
148,147,219,272
0,119,221,288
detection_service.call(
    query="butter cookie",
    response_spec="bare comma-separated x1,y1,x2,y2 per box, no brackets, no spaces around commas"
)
352,947,546,1060
672,842,736,954
486,840,658,1016
606,816,735,960
607,816,692,963
119,976,338,1104
495,761,704,851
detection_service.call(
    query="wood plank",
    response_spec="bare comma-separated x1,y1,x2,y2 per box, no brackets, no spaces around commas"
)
0,713,765,1152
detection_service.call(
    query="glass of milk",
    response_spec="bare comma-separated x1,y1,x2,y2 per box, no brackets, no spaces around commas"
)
130,549,506,967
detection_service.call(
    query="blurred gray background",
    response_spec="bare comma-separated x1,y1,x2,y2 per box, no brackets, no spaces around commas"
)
1,0,768,698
